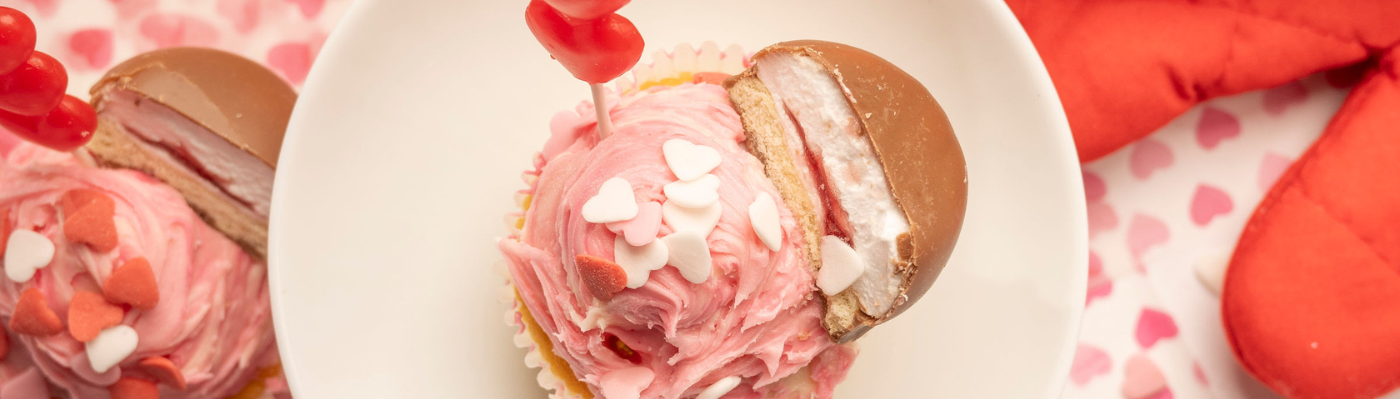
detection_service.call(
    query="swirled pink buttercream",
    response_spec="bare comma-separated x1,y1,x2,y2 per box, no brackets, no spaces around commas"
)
0,144,281,398
500,83,855,399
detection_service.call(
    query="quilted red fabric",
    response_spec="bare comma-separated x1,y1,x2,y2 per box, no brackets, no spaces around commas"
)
1006,1,1400,398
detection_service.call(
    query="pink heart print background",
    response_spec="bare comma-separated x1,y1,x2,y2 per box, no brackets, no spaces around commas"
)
0,1,1387,398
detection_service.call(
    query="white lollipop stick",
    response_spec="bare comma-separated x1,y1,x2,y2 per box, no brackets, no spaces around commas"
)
591,83,614,139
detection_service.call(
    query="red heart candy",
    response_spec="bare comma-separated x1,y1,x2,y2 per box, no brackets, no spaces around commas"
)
0,94,97,152
525,0,643,84
137,356,186,390
0,7,37,74
576,254,626,300
108,378,159,399
60,188,118,252
0,51,66,116
67,291,123,342
542,0,630,20
104,257,160,310
10,288,62,336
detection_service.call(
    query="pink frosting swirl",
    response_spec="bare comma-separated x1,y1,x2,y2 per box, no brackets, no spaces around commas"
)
500,83,854,399
0,144,280,398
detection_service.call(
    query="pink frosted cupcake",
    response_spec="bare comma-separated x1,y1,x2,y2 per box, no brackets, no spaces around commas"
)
0,47,294,399
501,40,967,399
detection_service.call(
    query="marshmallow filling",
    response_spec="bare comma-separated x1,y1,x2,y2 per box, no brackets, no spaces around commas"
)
753,51,909,317
96,88,274,220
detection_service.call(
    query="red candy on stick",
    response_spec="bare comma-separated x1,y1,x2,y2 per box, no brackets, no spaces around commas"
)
0,51,66,116
0,7,36,74
525,0,644,83
0,7,98,151
525,0,644,139
0,94,97,152
541,0,631,22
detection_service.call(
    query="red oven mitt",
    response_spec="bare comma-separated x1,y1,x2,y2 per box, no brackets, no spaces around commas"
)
1005,1,1400,398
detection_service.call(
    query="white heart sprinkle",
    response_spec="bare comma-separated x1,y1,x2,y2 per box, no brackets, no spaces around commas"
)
662,139,722,182
747,192,783,251
662,201,722,237
817,236,867,295
5,230,54,283
86,325,138,374
661,231,712,284
614,236,668,289
662,174,720,209
582,177,639,223
697,376,742,399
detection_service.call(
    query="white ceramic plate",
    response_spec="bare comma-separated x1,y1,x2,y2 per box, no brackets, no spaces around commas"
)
269,0,1087,397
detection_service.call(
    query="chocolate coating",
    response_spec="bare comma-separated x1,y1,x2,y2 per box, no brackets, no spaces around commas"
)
90,47,296,168
754,40,968,323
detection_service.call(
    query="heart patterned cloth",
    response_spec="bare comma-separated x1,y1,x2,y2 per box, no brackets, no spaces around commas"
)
1009,0,1400,398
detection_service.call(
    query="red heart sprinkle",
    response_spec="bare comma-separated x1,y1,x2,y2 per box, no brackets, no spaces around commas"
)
0,7,37,74
60,188,118,252
541,0,631,20
0,51,66,116
525,0,644,84
10,288,62,336
0,94,98,152
108,377,159,399
138,356,186,390
103,257,160,310
60,188,112,214
67,291,123,342
576,254,626,300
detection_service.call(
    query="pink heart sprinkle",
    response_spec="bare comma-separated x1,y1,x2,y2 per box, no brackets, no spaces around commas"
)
1257,152,1292,191
1083,171,1106,203
1088,202,1119,238
217,0,262,34
1122,354,1169,399
140,13,220,49
1127,214,1169,265
267,42,316,85
1189,184,1233,226
285,0,326,19
606,201,661,246
1070,344,1111,386
1135,308,1179,349
68,29,113,70
1263,81,1308,115
1195,107,1240,150
1129,139,1174,180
